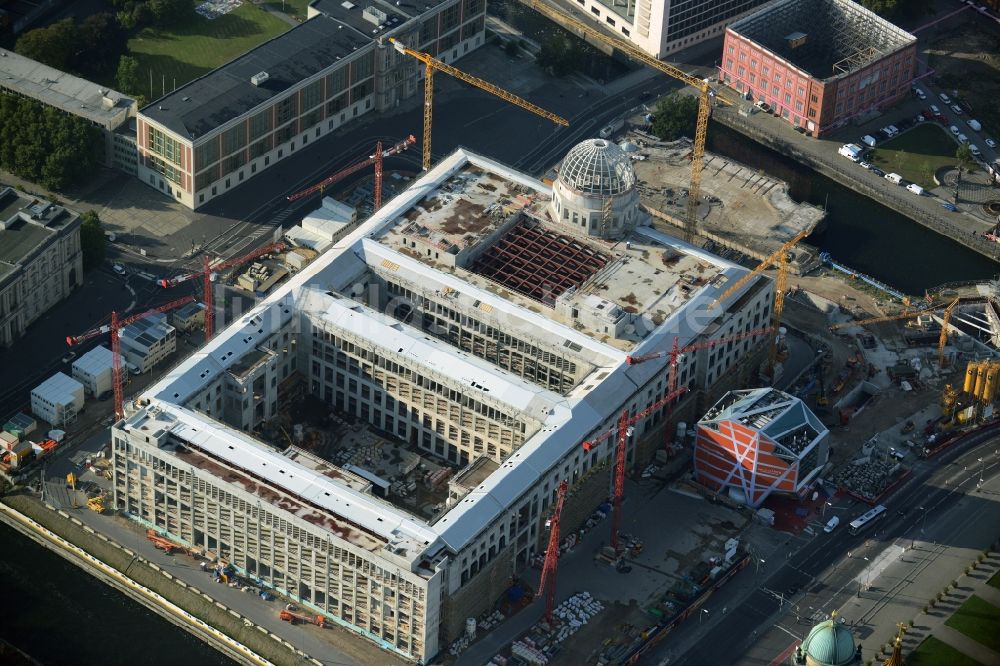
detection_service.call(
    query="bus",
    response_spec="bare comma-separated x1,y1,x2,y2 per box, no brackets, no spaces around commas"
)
848,504,887,535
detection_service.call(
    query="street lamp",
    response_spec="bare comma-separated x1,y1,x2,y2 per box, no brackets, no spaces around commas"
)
978,457,985,485
756,557,766,575
700,608,709,624
821,501,833,518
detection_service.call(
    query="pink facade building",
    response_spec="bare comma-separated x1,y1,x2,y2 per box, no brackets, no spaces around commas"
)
719,0,917,137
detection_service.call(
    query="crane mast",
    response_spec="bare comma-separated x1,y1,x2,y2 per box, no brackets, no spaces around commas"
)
286,135,416,204
538,480,568,624
388,38,568,171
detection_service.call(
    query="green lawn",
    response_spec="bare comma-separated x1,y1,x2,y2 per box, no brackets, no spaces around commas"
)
869,122,960,189
944,594,1000,653
909,635,984,666
989,569,1000,590
128,4,291,95
264,0,310,22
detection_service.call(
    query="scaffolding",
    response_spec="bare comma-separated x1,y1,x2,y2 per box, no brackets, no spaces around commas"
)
729,0,915,79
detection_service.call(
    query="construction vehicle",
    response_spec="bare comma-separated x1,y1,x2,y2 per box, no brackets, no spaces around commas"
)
710,230,808,372
286,135,417,209
87,496,105,513
279,609,325,627
67,296,194,420
523,0,733,241
66,472,76,490
156,242,284,340
537,480,567,624
146,528,189,555
388,38,568,171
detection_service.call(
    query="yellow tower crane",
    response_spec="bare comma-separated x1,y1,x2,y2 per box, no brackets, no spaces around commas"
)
522,0,732,240
710,229,809,369
388,38,569,171
828,307,936,330
938,297,961,369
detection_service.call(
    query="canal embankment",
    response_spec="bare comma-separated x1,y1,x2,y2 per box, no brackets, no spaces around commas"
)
0,493,317,666
711,106,1000,264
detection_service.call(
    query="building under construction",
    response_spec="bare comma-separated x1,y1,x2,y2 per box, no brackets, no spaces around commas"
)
720,0,917,136
111,141,771,663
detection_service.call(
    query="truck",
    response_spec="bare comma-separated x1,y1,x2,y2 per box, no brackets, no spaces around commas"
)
968,119,982,132
599,118,625,139
906,183,924,195
838,144,863,162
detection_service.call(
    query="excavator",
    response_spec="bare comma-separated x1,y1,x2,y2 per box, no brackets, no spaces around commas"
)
145,528,189,555
87,495,106,513
279,609,325,627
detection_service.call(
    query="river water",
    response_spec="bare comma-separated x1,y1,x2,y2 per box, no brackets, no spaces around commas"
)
0,523,234,666
708,124,999,294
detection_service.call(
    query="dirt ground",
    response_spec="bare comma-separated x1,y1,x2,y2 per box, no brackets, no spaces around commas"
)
927,23,1000,138
550,601,646,665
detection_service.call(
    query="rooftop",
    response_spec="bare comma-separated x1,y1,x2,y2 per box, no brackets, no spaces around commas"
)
0,187,80,283
0,49,135,129
140,16,371,139
31,372,83,404
136,148,759,557
375,162,726,350
728,0,916,80
228,347,275,381
121,313,173,350
700,388,827,458
72,346,120,377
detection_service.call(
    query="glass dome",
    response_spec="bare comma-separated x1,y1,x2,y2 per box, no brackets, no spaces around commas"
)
558,139,636,196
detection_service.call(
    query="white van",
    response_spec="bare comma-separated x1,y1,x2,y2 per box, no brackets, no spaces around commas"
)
906,183,924,195
885,172,903,185
839,144,863,162
968,119,982,132
824,516,840,533
861,134,878,147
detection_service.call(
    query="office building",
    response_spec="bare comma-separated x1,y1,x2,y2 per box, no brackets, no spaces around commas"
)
120,313,176,373
112,142,771,662
719,0,917,135
136,0,486,209
0,187,83,347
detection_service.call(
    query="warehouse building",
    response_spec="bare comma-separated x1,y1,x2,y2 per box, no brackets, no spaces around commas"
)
31,372,85,426
112,143,771,662
693,388,829,507
719,0,917,136
136,0,486,209
566,0,775,58
0,187,83,347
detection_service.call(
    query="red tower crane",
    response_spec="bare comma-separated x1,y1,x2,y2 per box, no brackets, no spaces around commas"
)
538,480,567,624
286,135,417,207
581,327,773,554
66,296,195,420
156,241,285,340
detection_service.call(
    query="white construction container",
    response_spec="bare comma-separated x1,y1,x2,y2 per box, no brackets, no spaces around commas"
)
71,345,123,396
31,372,84,426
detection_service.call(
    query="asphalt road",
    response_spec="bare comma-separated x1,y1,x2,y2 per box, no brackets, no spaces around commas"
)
643,425,1000,665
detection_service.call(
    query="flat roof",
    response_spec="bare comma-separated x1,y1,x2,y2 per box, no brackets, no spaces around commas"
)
32,372,83,404
140,16,372,139
728,0,916,80
136,147,761,556
0,49,134,128
0,188,79,283
72,345,119,377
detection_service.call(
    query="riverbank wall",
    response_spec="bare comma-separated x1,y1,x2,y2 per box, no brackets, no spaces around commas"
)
712,108,1000,264
0,493,318,666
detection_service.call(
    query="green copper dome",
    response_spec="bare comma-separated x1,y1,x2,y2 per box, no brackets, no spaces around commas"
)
801,615,857,666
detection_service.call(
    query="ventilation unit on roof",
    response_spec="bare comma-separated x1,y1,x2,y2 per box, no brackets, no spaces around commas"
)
363,5,387,25
785,32,807,49
250,71,270,86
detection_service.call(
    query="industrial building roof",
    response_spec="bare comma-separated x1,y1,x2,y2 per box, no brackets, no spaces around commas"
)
0,49,135,129
31,372,84,405
139,16,373,139
137,148,758,557
121,313,173,352
72,345,121,377
728,0,916,80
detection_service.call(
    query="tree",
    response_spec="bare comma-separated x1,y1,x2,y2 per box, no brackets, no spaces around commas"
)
80,211,107,271
15,18,78,70
954,143,975,203
117,55,142,97
651,94,699,141
537,35,576,77
79,13,129,76
148,0,194,27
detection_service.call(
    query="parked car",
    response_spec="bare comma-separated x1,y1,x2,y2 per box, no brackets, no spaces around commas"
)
112,263,126,276
906,183,925,195
951,104,963,115
967,119,982,132
914,87,926,100
941,202,958,212
824,516,840,533
939,92,952,103
61,351,77,364
958,133,968,143
986,138,997,149
872,167,886,177
859,161,873,170
950,125,961,136
930,104,941,115
970,144,981,157
861,134,878,147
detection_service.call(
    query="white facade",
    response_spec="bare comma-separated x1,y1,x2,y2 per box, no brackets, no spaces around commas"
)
31,372,85,426
71,345,124,396
120,313,176,372
572,0,776,58
113,147,771,662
